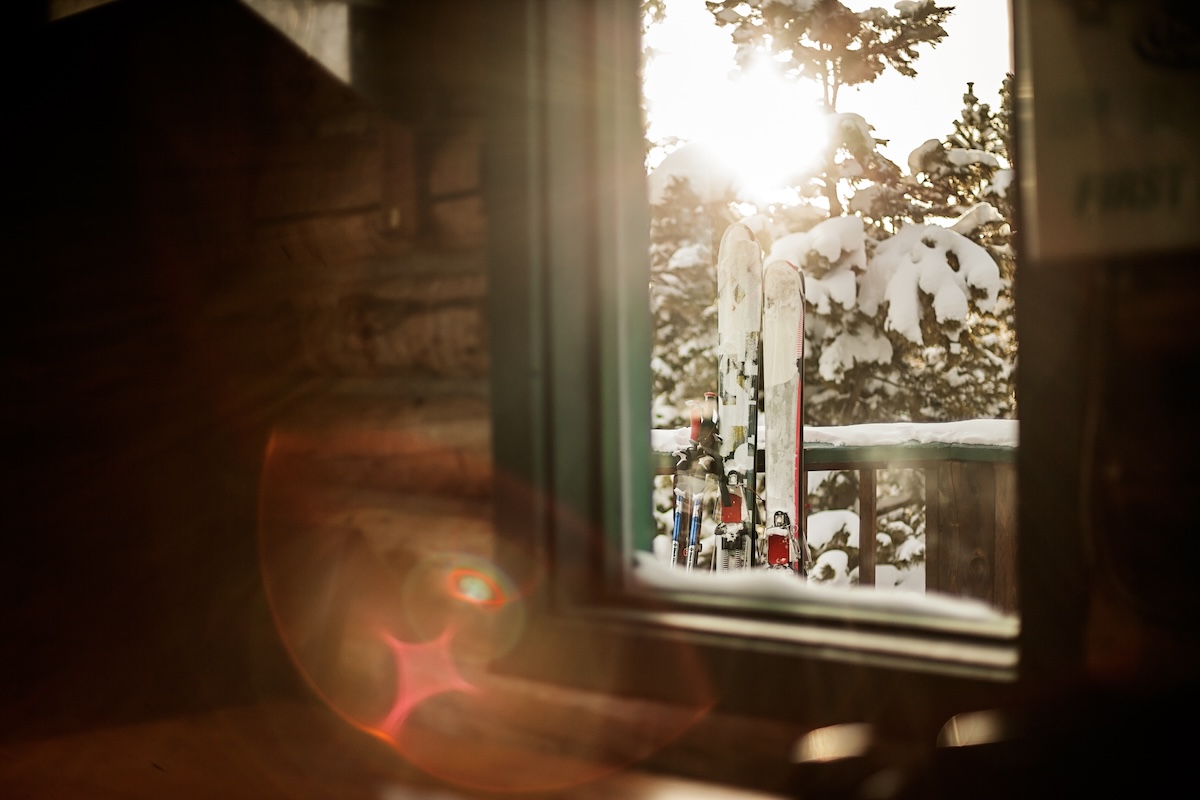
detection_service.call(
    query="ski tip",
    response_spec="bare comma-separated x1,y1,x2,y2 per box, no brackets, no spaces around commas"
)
720,221,755,246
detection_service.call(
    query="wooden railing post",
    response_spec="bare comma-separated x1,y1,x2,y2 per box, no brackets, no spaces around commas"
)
925,466,940,594
858,467,876,586
994,462,1018,613
930,462,998,607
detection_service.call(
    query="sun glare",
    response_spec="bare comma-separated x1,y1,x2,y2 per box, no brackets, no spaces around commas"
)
701,63,827,205
644,0,1011,209
643,2,826,207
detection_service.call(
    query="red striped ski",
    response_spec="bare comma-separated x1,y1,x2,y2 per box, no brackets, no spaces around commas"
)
762,259,806,575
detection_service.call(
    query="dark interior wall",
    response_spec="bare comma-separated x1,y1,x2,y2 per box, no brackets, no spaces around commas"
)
2,0,488,740
1017,242,1200,695
5,0,320,737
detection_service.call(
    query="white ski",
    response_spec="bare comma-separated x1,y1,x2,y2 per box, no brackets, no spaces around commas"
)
762,259,806,574
714,223,763,571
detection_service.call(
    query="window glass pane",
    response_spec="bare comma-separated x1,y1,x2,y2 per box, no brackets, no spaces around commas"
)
636,0,1018,627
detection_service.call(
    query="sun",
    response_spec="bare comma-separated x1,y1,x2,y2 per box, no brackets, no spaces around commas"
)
698,62,828,206
643,1,828,208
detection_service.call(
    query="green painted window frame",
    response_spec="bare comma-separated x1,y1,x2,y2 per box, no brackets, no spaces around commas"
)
482,0,1088,728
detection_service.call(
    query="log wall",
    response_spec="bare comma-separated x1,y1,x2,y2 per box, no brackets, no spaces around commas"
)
4,0,491,739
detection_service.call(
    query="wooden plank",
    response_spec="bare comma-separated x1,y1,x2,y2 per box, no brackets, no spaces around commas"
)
967,463,998,606
994,461,1019,613
935,463,997,606
297,295,489,378
428,125,483,197
925,466,940,593
858,468,876,586
805,441,1015,465
431,194,487,249
249,209,412,272
252,142,384,221
378,120,420,240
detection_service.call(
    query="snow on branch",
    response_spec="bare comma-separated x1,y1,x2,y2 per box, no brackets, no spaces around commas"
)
949,202,1004,236
766,216,866,314
874,223,1001,344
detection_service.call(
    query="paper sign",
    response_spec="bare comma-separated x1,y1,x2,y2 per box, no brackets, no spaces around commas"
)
1017,0,1200,261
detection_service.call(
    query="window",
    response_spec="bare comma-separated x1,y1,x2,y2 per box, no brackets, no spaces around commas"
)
483,0,1200,755
639,0,1019,617
483,0,1051,733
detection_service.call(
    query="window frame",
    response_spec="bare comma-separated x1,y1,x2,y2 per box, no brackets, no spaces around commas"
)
484,0,1086,729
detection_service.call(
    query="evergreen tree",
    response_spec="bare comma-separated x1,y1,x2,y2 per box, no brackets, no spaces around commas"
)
888,76,1017,421
707,0,954,107
649,176,738,426
641,0,668,26
798,77,1017,584
701,0,1009,429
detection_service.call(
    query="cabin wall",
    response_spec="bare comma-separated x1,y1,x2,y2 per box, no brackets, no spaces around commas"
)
4,0,490,739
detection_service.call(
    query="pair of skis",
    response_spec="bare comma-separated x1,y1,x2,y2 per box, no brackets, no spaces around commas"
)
669,222,807,575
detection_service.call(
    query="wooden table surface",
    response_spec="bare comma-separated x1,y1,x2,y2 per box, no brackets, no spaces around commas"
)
0,697,793,800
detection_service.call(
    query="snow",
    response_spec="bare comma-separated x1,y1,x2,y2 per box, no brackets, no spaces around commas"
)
908,140,1002,178
949,202,1004,236
874,563,925,592
652,418,1018,453
761,213,1001,376
946,148,1000,169
871,223,1001,344
833,112,876,148
812,549,852,586
818,329,893,382
907,138,942,177
651,427,690,453
766,216,866,315
806,418,1017,447
765,0,817,12
986,168,1014,200
807,509,860,550
894,535,925,563
668,242,710,270
630,551,1012,624
647,141,739,205
848,184,882,217
764,212,867,272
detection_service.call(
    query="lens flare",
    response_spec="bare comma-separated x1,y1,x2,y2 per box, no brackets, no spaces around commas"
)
258,425,715,793
377,627,478,736
446,567,505,607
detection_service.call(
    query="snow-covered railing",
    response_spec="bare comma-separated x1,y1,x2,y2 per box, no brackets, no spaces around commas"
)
651,420,1018,613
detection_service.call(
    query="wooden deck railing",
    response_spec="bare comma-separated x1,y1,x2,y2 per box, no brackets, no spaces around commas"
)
653,437,1018,613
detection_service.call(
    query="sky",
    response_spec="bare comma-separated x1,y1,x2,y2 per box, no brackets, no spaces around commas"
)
643,0,1013,180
